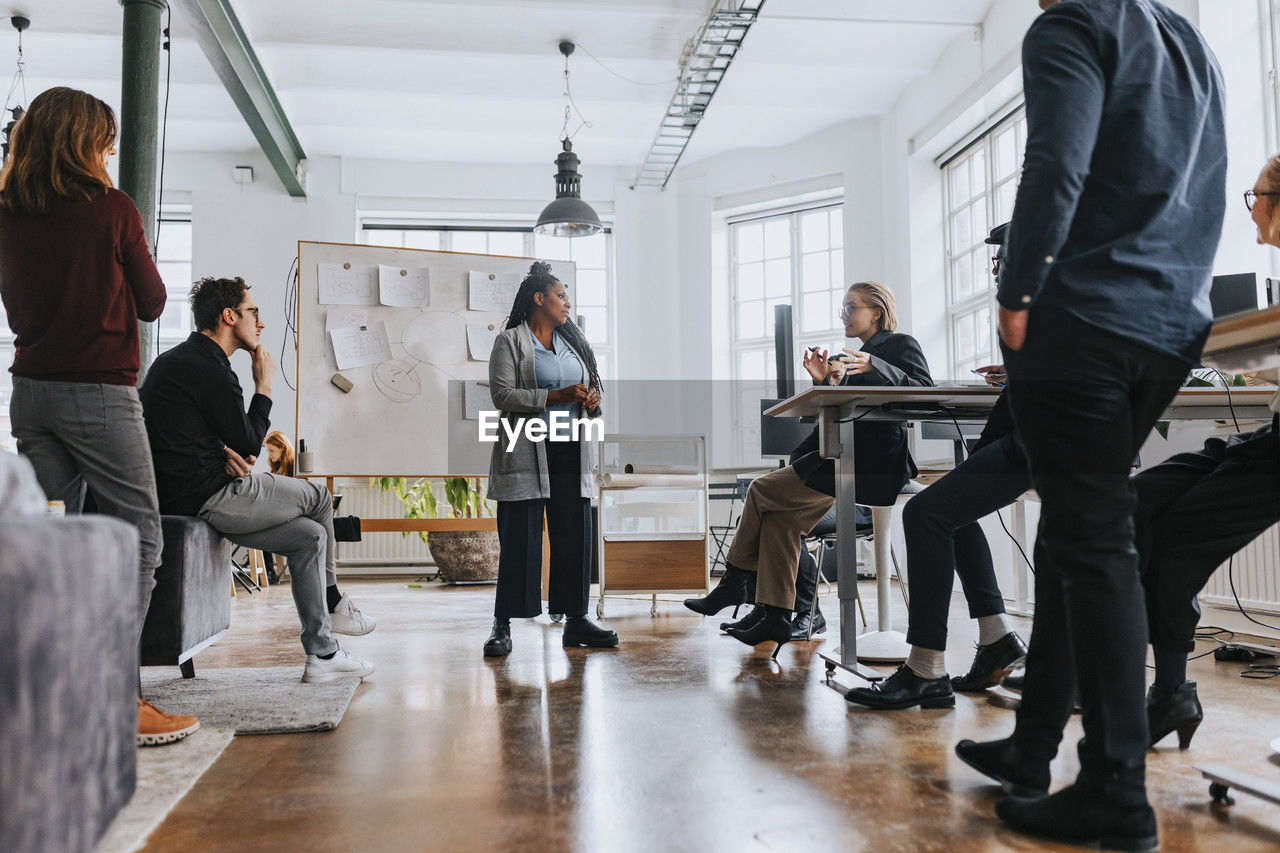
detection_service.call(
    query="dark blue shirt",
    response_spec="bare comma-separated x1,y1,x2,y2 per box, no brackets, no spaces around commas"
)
999,0,1227,364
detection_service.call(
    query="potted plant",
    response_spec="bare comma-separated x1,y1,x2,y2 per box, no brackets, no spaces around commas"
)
373,476,500,584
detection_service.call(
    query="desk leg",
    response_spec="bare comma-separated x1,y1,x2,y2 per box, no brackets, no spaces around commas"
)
819,412,881,684
1009,499,1032,618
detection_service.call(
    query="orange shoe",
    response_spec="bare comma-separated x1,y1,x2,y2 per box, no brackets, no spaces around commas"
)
137,697,200,746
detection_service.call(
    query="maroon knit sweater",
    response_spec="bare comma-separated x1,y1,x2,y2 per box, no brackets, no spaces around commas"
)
0,187,167,386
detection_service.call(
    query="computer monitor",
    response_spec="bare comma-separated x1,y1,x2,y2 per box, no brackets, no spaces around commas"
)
759,398,813,459
1209,273,1258,319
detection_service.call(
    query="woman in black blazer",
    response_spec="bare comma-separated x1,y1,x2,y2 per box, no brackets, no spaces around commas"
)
688,280,933,657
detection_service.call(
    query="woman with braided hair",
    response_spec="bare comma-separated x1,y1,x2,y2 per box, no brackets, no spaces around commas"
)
482,261,617,656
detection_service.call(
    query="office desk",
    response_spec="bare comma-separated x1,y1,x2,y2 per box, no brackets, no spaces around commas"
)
1202,304,1280,375
765,385,1276,685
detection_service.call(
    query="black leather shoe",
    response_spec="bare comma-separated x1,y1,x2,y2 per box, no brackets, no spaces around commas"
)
954,737,1050,796
483,619,511,657
789,609,826,641
952,632,1028,692
725,604,791,660
562,616,619,648
1147,681,1202,750
995,781,1158,851
721,604,766,632
846,664,955,710
685,564,754,617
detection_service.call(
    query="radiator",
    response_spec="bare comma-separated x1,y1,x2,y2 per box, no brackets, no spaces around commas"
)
334,480,434,568
1200,524,1280,617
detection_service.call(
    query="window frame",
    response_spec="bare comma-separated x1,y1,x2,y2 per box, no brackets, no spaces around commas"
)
941,108,1027,379
153,208,194,356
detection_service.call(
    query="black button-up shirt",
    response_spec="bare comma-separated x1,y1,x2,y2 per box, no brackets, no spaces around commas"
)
139,332,272,516
1000,0,1227,364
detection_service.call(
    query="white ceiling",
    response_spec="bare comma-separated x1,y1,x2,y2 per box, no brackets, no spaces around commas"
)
5,0,996,178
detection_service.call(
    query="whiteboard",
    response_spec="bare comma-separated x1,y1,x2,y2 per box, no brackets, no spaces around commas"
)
294,240,575,476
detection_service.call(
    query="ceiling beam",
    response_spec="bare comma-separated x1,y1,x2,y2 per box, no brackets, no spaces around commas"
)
172,0,307,196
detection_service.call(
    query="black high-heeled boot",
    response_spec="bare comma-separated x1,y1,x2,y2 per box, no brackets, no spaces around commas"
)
725,604,792,660
1147,681,1202,749
721,604,765,632
483,619,511,657
685,564,755,617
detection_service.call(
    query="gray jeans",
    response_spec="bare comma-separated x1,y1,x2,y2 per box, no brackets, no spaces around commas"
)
10,377,162,640
198,473,338,656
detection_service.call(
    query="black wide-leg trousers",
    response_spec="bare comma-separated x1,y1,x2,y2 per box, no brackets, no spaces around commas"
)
494,440,591,620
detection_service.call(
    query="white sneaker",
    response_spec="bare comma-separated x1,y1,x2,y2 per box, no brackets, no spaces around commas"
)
329,594,375,636
303,648,376,683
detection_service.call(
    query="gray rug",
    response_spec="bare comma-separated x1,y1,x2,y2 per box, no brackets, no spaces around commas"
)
141,666,362,735
95,727,235,853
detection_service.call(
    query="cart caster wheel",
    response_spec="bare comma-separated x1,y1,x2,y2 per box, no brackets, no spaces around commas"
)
1209,782,1234,805
825,660,837,674
650,600,658,618
596,601,604,619
550,613,563,623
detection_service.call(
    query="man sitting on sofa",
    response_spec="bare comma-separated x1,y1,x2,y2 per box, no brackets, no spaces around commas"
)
140,276,375,683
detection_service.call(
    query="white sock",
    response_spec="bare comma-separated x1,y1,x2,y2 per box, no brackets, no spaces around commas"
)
977,614,1013,647
905,646,946,680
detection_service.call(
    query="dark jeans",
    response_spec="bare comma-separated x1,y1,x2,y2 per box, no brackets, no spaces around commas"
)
902,433,1030,651
1006,308,1188,791
1134,416,1280,653
494,441,591,619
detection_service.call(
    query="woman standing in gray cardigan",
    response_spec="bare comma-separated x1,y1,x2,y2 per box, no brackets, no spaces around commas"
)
482,262,618,656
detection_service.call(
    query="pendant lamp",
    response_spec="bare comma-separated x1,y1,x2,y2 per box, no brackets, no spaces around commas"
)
534,42,603,238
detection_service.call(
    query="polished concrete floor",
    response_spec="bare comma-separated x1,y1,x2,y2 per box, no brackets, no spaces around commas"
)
144,579,1280,852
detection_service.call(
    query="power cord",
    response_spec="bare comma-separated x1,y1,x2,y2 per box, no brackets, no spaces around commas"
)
279,256,298,391
1203,366,1241,432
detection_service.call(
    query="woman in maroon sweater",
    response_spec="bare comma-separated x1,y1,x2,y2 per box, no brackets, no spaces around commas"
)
0,87,197,745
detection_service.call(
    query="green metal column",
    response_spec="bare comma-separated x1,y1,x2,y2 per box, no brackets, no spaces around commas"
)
118,0,167,377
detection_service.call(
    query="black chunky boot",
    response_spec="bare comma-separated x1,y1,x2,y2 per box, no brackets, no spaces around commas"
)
954,736,1051,796
483,619,511,657
995,778,1157,851
685,563,755,617
721,604,766,632
562,616,619,648
1147,681,1202,749
725,604,792,660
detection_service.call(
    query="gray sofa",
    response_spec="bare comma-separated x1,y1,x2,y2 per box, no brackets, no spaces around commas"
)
0,515,139,853
140,515,232,677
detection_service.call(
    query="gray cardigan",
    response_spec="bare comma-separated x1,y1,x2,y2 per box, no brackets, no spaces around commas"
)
486,322,597,502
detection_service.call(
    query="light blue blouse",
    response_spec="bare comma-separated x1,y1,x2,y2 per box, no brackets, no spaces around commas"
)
531,328,585,425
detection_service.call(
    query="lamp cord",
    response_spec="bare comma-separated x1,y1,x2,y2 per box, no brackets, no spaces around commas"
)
560,52,592,141
2,18,26,125
573,42,679,87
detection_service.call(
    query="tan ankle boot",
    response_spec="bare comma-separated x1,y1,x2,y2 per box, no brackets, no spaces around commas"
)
137,697,200,746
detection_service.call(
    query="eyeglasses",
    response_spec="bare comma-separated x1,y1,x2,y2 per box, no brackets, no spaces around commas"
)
1244,190,1280,211
990,255,1003,277
233,306,261,321
839,303,870,319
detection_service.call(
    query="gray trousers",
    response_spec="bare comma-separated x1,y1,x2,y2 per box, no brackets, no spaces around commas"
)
198,473,338,656
10,377,162,640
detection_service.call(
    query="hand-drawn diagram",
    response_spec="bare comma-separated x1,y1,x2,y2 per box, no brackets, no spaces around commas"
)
466,323,501,360
319,263,379,306
468,270,521,312
378,264,430,308
373,359,423,403
330,321,391,370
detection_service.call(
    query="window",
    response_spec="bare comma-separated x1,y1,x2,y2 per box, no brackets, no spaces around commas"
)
154,212,194,355
726,202,844,463
942,110,1027,377
361,225,616,380
730,203,844,382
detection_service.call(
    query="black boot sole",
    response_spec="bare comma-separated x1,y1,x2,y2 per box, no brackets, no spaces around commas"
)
563,635,619,649
995,807,1158,852
483,642,511,657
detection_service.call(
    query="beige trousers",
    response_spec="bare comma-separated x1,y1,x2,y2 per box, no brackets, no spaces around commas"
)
726,466,836,610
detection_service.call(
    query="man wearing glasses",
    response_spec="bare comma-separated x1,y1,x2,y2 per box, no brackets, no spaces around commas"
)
140,277,376,683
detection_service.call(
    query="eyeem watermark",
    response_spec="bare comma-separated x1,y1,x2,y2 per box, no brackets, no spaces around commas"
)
478,411,605,450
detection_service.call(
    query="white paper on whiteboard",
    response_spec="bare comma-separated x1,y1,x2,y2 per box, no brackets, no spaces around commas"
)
468,270,521,312
378,264,430,308
318,263,378,305
463,380,490,421
466,323,501,360
329,321,391,370
324,309,369,363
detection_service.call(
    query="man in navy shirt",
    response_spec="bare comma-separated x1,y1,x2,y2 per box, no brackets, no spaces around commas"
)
954,1,1226,848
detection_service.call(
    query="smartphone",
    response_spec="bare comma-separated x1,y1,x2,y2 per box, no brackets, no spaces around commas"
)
971,369,1005,387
